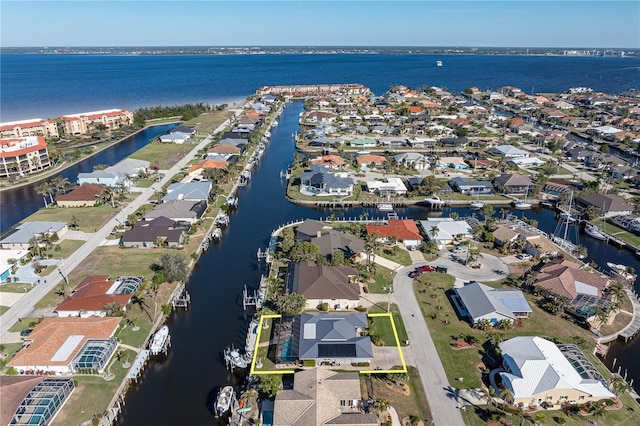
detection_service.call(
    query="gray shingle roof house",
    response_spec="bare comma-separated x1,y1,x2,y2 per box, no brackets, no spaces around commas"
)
300,166,354,196
104,158,150,177
449,177,494,194
121,216,186,248
163,181,211,202
289,262,360,310
145,200,207,224
493,173,534,194
0,221,68,250
296,313,373,364
576,193,634,218
454,282,531,326
273,369,377,426
295,219,365,260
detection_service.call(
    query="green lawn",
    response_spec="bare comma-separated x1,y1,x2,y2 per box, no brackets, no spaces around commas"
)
366,267,394,294
183,110,233,134
44,239,85,259
368,304,409,346
8,317,42,332
592,219,640,248
53,349,136,426
0,306,9,316
130,141,194,170
24,205,116,233
116,320,153,348
365,366,431,423
0,282,34,293
135,178,155,188
413,273,597,389
378,245,412,266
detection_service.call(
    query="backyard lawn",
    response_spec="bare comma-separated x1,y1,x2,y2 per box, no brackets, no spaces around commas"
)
24,205,117,233
44,239,85,259
368,304,409,346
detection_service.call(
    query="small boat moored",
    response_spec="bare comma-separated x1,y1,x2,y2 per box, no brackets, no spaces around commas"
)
149,325,170,355
469,200,485,209
584,223,607,241
513,200,532,210
377,203,394,212
607,262,636,282
214,385,236,417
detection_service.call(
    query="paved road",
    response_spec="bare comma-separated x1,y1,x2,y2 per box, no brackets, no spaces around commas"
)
0,117,236,340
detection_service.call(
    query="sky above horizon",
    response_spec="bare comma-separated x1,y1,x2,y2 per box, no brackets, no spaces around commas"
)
2,1,638,49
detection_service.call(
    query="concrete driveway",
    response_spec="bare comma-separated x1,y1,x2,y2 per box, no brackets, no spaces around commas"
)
433,250,510,283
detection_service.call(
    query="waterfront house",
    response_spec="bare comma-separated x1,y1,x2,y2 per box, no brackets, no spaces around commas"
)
0,118,59,138
218,137,248,151
493,173,534,194
448,177,494,195
364,177,408,196
1,376,75,426
309,155,346,170
544,179,583,196
583,153,627,169
8,317,120,375
54,275,140,317
489,145,530,158
77,170,130,189
208,143,242,156
159,131,191,144
407,138,437,149
348,137,377,148
296,312,373,365
499,336,614,408
366,219,423,248
453,281,531,326
104,158,150,177
55,183,105,207
163,181,211,203
0,136,51,179
299,166,354,196
419,218,473,249
508,156,546,168
440,136,468,147
0,221,68,250
187,159,227,178
144,200,206,225
272,369,377,426
611,215,640,232
58,109,133,135
288,262,360,310
122,215,188,247
534,259,609,299
295,219,365,261
576,193,634,218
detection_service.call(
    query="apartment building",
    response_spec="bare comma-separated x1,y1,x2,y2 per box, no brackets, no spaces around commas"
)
0,118,59,138
58,108,133,135
0,136,51,178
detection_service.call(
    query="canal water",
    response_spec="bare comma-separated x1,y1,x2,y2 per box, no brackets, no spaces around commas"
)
0,124,175,234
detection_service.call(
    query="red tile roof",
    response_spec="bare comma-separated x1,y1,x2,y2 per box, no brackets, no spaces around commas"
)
356,155,387,164
9,317,121,368
310,155,346,166
56,183,106,202
366,220,422,241
55,275,132,314
188,159,227,173
0,136,47,159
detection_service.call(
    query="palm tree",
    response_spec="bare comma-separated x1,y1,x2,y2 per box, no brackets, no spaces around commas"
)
610,375,631,398
69,215,79,230
574,244,588,259
499,386,513,405
35,183,50,207
429,225,439,241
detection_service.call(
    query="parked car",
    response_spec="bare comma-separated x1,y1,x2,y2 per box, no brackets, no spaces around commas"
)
516,253,533,261
20,329,33,337
451,246,467,253
417,265,435,273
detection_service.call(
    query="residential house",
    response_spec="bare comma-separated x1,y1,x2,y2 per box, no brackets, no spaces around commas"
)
1,376,75,426
54,275,140,317
300,166,354,196
0,249,28,281
289,262,360,310
295,219,365,261
208,143,242,156
610,165,635,179
576,193,634,218
493,174,534,194
144,200,207,224
356,155,387,168
8,317,120,375
169,125,196,135
453,281,531,326
159,131,191,144
544,179,583,196
534,259,609,299
187,159,227,177
523,234,559,259
272,369,377,426
309,155,346,169
448,177,493,195
122,216,188,247
163,181,211,203
393,152,429,170
407,138,437,149
0,136,51,178
55,183,105,207
348,138,377,148
0,221,68,250
508,156,546,168
419,219,473,249
489,145,530,158
105,158,150,177
583,153,627,169
77,170,130,189
366,219,423,248
377,136,406,146
611,215,640,232
440,137,468,147
364,177,407,196
499,336,614,408
296,312,373,365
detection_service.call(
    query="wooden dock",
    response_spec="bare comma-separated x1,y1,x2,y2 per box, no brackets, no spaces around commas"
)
619,289,640,342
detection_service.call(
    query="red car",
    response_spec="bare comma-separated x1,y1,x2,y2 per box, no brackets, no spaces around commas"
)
417,265,435,273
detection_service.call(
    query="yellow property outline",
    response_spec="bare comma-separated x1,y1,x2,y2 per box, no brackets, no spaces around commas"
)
249,312,407,375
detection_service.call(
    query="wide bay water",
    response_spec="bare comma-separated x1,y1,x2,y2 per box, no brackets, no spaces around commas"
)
1,54,640,421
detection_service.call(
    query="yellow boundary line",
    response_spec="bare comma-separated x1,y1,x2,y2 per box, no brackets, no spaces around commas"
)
249,312,407,376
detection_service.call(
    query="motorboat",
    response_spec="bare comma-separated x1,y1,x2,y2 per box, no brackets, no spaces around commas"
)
423,195,444,205
212,228,222,241
224,347,248,369
149,325,169,355
377,203,394,212
584,223,607,241
469,200,485,209
436,60,443,67
214,385,236,417
607,262,636,282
